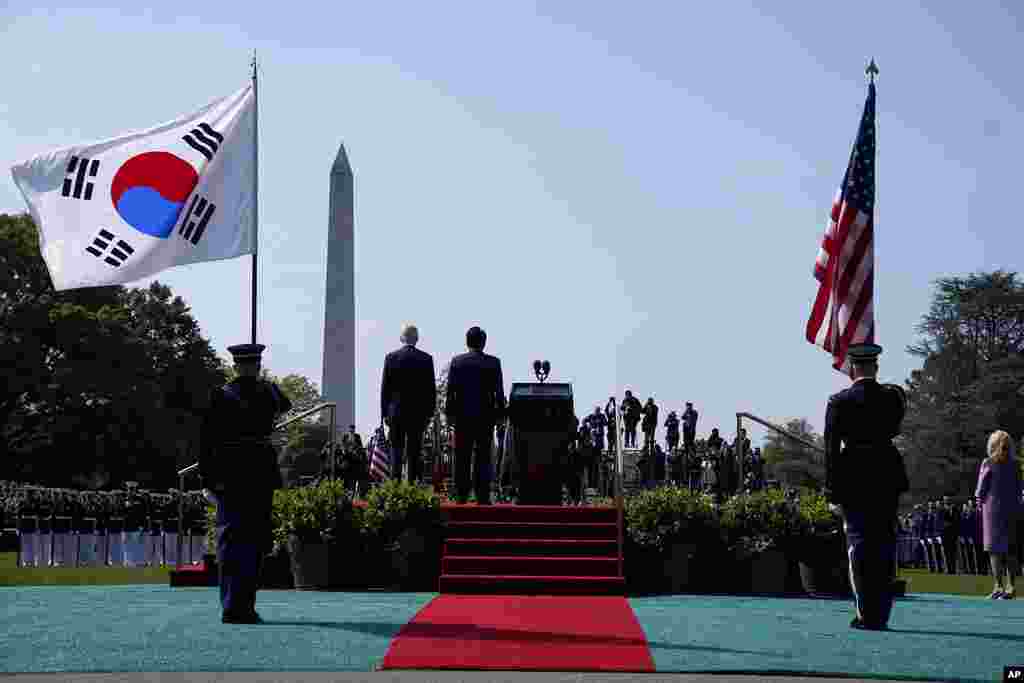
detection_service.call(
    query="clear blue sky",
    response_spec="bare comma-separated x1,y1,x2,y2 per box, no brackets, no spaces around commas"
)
2,2,1021,447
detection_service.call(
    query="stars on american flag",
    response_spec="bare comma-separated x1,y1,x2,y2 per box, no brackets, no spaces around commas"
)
845,83,876,213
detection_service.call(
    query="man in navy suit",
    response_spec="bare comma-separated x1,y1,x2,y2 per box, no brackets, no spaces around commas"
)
381,324,437,484
445,326,506,504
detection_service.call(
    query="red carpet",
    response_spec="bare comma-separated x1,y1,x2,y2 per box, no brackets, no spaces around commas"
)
380,594,655,672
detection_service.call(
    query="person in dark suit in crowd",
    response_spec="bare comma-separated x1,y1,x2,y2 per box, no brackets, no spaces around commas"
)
622,390,642,448
642,398,659,450
665,411,680,454
568,415,588,504
707,428,723,451
199,343,291,625
588,406,607,490
682,402,698,456
381,324,437,484
605,397,618,452
940,496,961,575
824,343,909,631
445,326,506,504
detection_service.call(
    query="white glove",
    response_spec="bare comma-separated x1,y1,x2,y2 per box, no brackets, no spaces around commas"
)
201,488,221,508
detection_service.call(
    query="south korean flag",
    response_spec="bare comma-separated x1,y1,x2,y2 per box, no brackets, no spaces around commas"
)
10,84,256,291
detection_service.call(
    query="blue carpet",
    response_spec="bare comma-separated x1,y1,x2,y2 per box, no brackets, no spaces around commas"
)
0,585,433,672
630,593,1024,682
3,586,1021,678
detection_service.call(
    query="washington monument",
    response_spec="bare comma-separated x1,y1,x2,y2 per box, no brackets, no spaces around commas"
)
321,143,355,431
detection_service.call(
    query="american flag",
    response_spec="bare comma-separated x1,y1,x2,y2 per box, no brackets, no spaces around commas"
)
369,430,391,482
806,82,877,375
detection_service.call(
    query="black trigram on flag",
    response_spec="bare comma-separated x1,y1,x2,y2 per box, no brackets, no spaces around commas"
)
182,123,223,161
61,156,100,200
178,195,216,245
85,228,134,267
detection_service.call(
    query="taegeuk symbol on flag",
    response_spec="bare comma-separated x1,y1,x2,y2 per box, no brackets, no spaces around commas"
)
10,84,256,291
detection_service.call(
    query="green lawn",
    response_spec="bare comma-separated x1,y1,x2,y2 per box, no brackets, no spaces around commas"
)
898,567,1000,596
2,550,1004,595
0,552,172,586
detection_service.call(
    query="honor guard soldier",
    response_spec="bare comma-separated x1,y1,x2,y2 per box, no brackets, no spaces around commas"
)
199,343,292,625
824,343,910,631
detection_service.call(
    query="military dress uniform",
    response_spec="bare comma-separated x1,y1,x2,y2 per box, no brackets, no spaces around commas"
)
824,343,909,630
199,344,292,624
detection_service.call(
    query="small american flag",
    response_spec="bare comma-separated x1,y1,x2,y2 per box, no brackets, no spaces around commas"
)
806,82,877,375
369,430,391,482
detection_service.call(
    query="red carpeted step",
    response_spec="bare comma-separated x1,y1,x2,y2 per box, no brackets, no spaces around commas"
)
381,594,652,671
438,574,625,595
444,537,618,557
443,554,619,577
445,521,617,540
443,504,617,524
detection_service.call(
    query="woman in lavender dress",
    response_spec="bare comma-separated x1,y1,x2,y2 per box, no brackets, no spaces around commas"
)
975,430,1022,599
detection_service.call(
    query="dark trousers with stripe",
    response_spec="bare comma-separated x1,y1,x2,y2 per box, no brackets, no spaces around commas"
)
216,495,271,617
843,503,898,627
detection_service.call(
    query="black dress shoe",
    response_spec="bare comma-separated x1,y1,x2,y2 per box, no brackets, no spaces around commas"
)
851,617,886,631
222,612,263,624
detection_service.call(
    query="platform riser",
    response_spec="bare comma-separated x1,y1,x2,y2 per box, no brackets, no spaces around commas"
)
443,506,618,524
444,539,618,557
443,556,619,577
438,576,625,596
445,522,618,540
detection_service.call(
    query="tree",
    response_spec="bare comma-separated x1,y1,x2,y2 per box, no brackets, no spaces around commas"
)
761,418,825,489
902,271,1024,501
0,213,226,488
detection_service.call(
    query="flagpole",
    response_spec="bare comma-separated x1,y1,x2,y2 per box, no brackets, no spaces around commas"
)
251,51,259,346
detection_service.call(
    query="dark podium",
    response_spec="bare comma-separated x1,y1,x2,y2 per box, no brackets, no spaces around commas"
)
503,380,575,505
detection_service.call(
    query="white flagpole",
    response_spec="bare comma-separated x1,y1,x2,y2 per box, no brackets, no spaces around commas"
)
250,51,259,345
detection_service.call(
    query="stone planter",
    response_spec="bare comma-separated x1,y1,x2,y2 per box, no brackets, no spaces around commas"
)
749,548,789,595
663,542,697,594
625,543,666,595
287,536,330,590
326,535,367,589
392,526,441,591
798,534,851,597
260,548,293,589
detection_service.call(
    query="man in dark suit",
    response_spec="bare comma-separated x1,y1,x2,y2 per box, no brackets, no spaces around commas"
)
380,324,437,485
445,326,505,504
824,343,909,631
199,343,291,625
621,391,642,448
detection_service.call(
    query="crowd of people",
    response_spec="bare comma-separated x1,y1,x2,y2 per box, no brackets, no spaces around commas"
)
0,481,208,531
564,395,766,502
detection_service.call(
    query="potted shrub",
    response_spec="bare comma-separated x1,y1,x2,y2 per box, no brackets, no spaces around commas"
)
795,490,851,597
720,489,804,595
271,479,352,590
360,480,442,591
624,485,720,594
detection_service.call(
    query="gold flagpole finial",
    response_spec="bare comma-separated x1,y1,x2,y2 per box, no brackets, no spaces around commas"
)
866,58,879,83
